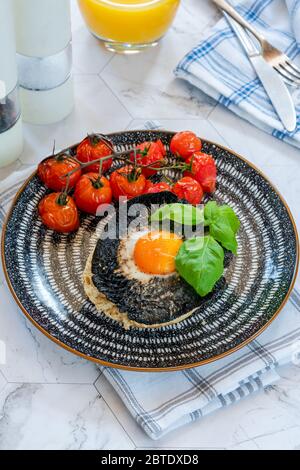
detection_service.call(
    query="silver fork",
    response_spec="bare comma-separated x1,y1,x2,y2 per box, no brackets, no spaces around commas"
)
212,0,300,87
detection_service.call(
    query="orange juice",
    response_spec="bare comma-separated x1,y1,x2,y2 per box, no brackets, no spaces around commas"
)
78,0,180,52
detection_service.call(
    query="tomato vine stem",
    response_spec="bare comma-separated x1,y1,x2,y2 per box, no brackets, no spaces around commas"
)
62,147,186,179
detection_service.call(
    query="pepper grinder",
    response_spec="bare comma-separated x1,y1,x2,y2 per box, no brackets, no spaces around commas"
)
0,0,23,168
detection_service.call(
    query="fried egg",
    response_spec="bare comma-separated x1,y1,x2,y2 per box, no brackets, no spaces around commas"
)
83,191,207,329
117,229,183,282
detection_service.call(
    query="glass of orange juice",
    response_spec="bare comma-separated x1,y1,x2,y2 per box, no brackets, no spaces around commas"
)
78,0,180,53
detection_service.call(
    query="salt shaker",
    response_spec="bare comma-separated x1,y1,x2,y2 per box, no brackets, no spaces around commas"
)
0,0,23,168
13,0,74,125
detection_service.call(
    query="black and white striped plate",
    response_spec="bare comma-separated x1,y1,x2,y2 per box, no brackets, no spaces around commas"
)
2,131,299,371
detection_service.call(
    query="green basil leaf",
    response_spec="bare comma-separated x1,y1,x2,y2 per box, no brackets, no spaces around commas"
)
204,201,240,254
150,203,204,226
204,200,218,226
175,236,224,297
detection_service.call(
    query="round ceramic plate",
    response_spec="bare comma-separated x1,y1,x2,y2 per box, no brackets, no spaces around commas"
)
2,130,299,371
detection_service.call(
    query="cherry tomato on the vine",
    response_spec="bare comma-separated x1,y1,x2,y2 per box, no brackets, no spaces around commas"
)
74,173,112,215
146,182,172,194
38,154,81,192
143,179,154,193
170,131,202,160
184,152,217,193
76,135,113,174
110,165,146,201
38,193,80,233
173,177,204,205
130,140,166,177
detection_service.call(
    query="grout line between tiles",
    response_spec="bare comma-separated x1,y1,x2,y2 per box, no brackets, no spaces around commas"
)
206,102,219,120
97,74,135,120
93,380,138,449
0,369,8,384
93,368,104,386
97,52,117,75
207,113,233,149
207,124,232,149
124,119,135,131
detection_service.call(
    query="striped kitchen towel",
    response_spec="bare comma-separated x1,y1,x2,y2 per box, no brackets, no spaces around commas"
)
101,291,300,440
175,0,300,147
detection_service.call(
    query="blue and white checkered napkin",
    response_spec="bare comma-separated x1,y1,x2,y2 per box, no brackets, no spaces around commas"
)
102,295,300,440
175,0,300,147
0,138,299,441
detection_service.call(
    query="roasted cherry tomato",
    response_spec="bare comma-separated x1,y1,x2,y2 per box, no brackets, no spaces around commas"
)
184,152,217,193
110,165,146,201
170,131,202,160
143,179,154,193
130,140,166,177
76,135,113,174
146,182,172,194
38,154,81,192
74,173,112,215
38,193,80,233
173,177,204,205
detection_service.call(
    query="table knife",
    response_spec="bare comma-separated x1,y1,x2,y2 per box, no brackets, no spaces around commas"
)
223,12,296,132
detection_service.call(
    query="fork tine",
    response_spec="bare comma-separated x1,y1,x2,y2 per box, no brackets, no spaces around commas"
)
274,65,300,87
277,64,300,83
285,58,300,77
281,76,299,88
282,60,300,81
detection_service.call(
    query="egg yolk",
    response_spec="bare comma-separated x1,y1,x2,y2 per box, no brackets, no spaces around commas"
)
134,231,183,275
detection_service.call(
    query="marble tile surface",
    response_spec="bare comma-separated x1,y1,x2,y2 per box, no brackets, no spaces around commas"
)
100,1,218,119
0,373,6,395
127,118,228,145
0,0,300,450
0,382,134,450
0,314,99,386
0,158,23,181
71,1,114,74
208,105,300,229
95,365,300,450
20,74,132,165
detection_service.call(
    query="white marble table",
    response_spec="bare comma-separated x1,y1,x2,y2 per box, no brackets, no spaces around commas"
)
0,0,300,450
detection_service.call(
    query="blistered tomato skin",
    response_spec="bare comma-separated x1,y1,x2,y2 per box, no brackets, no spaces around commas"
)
146,182,172,194
185,152,217,193
170,131,202,160
110,166,146,200
143,179,154,193
38,156,82,192
38,193,80,233
76,136,113,174
173,177,204,205
74,173,112,215
130,140,166,177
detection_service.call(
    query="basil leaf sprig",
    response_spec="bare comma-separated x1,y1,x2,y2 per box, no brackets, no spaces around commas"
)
150,201,240,297
151,201,240,255
150,203,204,226
175,236,224,297
204,201,240,255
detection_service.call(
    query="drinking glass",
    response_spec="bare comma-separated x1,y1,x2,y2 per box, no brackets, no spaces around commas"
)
78,0,180,53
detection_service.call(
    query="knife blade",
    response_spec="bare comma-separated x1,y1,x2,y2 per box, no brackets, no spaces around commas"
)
224,13,296,132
